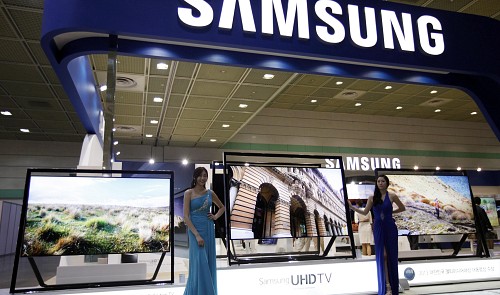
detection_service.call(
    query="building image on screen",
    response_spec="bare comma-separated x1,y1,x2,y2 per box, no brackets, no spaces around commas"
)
228,165,347,241
386,174,475,235
23,176,171,256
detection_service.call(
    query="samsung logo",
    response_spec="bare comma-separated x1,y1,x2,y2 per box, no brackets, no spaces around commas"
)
325,157,401,171
178,0,445,55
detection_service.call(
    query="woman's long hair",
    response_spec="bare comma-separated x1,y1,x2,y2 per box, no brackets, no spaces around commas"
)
191,167,208,188
373,175,390,206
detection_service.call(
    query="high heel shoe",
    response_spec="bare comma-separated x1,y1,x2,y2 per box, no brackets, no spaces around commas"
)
385,283,392,295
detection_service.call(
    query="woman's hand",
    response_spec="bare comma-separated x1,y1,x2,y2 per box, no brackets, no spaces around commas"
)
348,201,354,210
207,213,217,221
196,235,205,247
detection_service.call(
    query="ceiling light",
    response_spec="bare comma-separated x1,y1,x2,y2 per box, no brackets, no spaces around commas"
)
385,86,392,90
1,111,12,116
434,109,441,113
436,166,440,170
182,159,188,165
116,151,121,156
336,81,343,85
244,163,250,167
150,119,159,124
153,97,163,103
263,74,274,80
210,139,217,142
413,165,419,170
239,103,248,108
99,85,107,92
20,128,30,133
113,141,119,145
430,90,438,94
311,99,317,103
112,128,116,132
149,158,155,164
146,134,153,138
222,124,230,128
156,62,168,70
113,118,115,122
396,106,403,110
457,167,462,171
477,167,482,172
471,111,477,115
355,103,362,106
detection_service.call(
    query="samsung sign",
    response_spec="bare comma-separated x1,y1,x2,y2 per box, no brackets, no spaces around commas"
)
178,0,444,55
325,157,401,171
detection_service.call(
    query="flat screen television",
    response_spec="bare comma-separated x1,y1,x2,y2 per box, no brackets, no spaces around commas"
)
376,169,475,235
226,164,348,240
19,169,173,256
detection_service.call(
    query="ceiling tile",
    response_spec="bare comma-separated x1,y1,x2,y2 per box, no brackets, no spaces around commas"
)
4,0,44,9
41,66,61,84
179,109,217,120
0,10,16,38
173,127,204,136
165,107,180,119
197,64,246,82
223,100,262,112
185,96,226,110
174,119,210,129
145,106,161,117
0,63,44,82
9,9,42,40
267,102,293,109
117,91,144,105
311,87,342,98
2,81,53,97
215,111,252,122
149,59,172,76
0,95,18,108
273,94,305,104
0,40,32,63
114,104,143,116
25,110,68,121
348,80,381,91
244,69,295,86
148,76,167,92
190,81,235,97
117,56,146,74
233,84,278,101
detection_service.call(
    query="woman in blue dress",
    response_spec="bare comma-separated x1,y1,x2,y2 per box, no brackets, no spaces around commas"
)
349,175,406,295
183,167,225,295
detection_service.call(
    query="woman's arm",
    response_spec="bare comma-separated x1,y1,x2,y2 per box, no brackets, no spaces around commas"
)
391,194,406,214
183,190,204,246
349,196,373,215
208,191,226,220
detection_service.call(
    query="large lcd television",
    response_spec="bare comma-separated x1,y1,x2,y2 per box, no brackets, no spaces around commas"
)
227,164,348,240
376,169,475,235
18,169,173,257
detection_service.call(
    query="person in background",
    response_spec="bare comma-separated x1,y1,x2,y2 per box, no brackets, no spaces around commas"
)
354,200,374,256
183,167,225,295
474,196,493,256
349,175,406,295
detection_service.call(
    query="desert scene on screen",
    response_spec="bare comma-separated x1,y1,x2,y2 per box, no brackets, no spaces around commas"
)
388,175,475,235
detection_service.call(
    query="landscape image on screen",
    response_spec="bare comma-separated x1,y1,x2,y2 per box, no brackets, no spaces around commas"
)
228,165,347,240
23,176,171,256
386,174,475,235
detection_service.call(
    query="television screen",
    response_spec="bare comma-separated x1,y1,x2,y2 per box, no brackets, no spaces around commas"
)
477,196,499,227
377,171,475,235
21,170,173,256
346,183,373,200
227,165,347,240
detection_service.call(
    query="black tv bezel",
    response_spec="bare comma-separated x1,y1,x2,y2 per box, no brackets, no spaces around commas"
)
223,152,355,265
10,168,175,293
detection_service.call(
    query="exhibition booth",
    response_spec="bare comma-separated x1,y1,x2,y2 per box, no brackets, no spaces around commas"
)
5,0,500,294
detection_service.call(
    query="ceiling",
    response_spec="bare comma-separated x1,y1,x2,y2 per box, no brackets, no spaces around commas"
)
0,0,499,149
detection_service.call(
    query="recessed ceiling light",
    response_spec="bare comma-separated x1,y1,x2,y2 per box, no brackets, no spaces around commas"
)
220,70,226,73
263,74,274,80
239,103,248,108
116,151,121,156
99,85,107,92
336,81,343,85
413,165,419,170
156,62,168,70
385,86,392,90
436,166,440,170
434,109,441,113
477,167,482,172
311,99,317,103
1,111,12,116
182,159,189,165
471,111,477,115
355,103,362,106
210,139,217,142
150,119,159,124
244,163,250,167
457,167,462,171
222,124,230,128
145,134,153,138
153,97,163,103
113,141,119,145
396,106,403,110
20,128,30,133
430,90,438,94
149,158,155,164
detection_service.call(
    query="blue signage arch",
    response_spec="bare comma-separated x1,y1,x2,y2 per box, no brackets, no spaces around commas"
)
41,0,500,142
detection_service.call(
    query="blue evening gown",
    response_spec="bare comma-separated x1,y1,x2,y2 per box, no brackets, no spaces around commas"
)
373,193,399,295
184,190,217,295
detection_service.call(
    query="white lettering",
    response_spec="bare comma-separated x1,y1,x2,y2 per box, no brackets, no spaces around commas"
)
380,158,391,168
417,15,445,55
315,0,345,44
325,158,336,168
219,0,256,32
360,157,370,171
178,0,214,28
262,0,310,39
370,157,380,170
346,157,360,171
348,5,377,48
381,10,415,51
392,158,401,169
